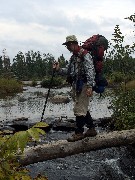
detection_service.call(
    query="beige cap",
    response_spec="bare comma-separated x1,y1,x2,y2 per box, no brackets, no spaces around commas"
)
62,35,78,45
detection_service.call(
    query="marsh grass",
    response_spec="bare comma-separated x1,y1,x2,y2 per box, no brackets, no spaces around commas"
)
124,80,135,90
0,78,23,97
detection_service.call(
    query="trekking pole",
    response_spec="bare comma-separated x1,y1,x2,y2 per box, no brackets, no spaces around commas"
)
41,68,56,122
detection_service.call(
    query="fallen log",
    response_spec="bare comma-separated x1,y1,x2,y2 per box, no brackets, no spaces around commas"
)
20,129,135,166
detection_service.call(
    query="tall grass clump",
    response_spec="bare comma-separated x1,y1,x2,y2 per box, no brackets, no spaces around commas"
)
0,78,23,96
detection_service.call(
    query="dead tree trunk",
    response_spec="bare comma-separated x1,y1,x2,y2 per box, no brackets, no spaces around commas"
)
20,129,135,166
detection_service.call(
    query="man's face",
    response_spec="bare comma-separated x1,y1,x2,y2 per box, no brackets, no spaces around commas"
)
65,42,75,52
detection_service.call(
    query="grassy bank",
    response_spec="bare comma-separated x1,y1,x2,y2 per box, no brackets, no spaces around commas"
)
0,78,23,97
123,80,135,90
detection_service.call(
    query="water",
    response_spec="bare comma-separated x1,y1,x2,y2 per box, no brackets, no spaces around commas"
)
0,86,112,123
0,86,135,179
27,130,135,179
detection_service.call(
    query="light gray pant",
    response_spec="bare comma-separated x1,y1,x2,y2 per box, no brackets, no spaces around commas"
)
71,84,90,116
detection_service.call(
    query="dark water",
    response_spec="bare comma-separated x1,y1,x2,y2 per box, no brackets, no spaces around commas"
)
27,130,135,180
0,86,135,179
28,147,135,180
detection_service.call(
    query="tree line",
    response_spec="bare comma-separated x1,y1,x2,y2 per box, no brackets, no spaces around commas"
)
0,14,135,81
0,44,134,82
0,51,68,80
0,13,135,179
104,23,135,82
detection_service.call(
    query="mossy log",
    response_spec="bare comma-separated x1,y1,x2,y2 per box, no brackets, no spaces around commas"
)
20,129,135,166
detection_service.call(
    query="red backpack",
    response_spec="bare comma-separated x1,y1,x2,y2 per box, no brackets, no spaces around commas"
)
82,34,108,73
82,34,109,94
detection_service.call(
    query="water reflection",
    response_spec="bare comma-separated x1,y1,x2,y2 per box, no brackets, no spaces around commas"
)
0,87,113,123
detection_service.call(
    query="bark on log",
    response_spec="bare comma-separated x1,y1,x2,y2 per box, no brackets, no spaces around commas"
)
20,129,135,166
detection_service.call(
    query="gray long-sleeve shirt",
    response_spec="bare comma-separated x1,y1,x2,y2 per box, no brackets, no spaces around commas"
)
60,52,95,88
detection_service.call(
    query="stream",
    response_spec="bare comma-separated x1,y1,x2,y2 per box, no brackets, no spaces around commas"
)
0,86,135,180
0,86,112,123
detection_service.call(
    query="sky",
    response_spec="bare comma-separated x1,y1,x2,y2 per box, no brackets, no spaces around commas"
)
0,0,135,62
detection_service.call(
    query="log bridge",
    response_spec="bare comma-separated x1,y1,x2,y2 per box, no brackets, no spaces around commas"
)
20,129,135,166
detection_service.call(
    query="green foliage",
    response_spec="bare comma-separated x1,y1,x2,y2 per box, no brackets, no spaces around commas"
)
0,78,23,97
104,56,135,78
0,123,48,179
110,71,125,83
33,122,49,128
11,51,68,81
58,54,68,68
112,89,135,130
41,76,65,88
109,14,135,130
30,80,37,87
104,13,135,79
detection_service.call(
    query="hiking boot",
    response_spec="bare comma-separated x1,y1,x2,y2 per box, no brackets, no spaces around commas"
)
84,128,97,137
67,133,84,142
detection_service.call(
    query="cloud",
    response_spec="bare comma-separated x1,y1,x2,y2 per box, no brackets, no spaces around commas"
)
0,0,134,62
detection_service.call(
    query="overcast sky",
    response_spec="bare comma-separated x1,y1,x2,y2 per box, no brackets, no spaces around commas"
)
0,0,134,62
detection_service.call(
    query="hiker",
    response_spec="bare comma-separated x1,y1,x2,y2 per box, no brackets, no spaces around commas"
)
53,35,97,142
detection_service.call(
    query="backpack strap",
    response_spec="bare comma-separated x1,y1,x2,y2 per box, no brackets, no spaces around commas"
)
77,47,88,57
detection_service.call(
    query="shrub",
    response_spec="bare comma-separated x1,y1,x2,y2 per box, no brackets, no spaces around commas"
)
112,89,135,130
41,76,65,88
31,80,37,87
0,123,48,179
110,72,125,83
0,78,23,97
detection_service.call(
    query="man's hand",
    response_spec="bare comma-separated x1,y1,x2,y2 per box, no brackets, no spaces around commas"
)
53,62,59,71
86,87,93,97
